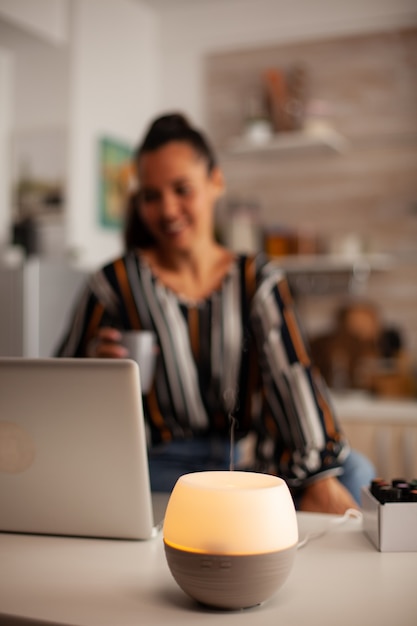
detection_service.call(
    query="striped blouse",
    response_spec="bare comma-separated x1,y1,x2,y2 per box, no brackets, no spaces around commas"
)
56,251,349,488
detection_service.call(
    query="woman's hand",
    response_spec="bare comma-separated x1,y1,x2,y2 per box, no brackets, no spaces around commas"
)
86,327,129,359
299,476,359,515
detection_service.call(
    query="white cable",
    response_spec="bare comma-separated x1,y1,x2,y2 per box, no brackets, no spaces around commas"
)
297,508,363,549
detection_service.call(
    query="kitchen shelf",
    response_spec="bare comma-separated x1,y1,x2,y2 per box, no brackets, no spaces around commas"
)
274,253,393,273
226,126,349,156
272,253,393,296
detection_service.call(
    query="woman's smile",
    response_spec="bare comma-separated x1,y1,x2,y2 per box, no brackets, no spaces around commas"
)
160,218,190,240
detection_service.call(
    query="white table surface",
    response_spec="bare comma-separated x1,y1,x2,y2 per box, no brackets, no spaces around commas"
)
0,507,416,626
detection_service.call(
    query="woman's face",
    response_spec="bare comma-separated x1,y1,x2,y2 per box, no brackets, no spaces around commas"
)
137,142,223,254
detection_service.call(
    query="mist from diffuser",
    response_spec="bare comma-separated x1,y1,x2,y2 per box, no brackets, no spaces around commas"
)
163,471,298,610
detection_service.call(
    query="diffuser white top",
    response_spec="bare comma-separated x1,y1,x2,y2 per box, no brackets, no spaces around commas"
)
163,471,298,555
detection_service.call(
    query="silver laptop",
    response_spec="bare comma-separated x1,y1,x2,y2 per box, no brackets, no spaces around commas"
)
0,358,165,540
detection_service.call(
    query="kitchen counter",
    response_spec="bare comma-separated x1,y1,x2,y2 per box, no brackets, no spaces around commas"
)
331,390,417,423
331,390,417,478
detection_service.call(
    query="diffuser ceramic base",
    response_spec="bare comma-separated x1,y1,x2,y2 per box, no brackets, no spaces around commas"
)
164,542,297,610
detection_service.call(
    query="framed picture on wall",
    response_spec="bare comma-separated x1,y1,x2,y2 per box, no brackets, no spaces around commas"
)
98,136,134,229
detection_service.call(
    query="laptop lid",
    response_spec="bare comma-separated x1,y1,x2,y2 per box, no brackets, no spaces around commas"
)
0,358,162,540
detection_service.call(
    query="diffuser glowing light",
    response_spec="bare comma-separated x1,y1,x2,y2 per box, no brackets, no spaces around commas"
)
163,471,298,609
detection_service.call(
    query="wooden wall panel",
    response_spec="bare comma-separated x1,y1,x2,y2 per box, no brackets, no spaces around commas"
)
205,28,417,361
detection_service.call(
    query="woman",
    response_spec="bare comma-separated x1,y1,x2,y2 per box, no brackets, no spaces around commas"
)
56,113,374,512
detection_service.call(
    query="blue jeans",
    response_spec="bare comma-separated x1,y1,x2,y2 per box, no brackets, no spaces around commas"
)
148,438,375,506
149,438,235,492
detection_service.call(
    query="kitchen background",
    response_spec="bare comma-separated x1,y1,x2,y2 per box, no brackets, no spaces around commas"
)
0,0,416,476
206,26,417,398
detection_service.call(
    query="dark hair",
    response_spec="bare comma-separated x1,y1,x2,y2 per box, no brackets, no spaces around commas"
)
123,113,217,250
123,190,156,250
136,113,217,172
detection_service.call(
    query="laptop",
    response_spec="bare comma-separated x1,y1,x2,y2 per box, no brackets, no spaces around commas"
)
0,358,166,540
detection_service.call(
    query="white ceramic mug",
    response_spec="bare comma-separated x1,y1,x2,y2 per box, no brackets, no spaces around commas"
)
120,330,157,393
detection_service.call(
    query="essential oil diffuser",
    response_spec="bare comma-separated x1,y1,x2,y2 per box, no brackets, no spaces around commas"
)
163,471,298,610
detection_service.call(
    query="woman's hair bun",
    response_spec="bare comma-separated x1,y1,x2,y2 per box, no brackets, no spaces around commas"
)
136,111,216,172
148,113,191,136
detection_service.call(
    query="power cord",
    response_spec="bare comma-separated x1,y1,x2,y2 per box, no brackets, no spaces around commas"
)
297,508,363,550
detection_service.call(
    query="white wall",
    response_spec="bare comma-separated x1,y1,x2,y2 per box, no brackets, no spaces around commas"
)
0,0,69,45
0,18,70,150
0,48,13,246
153,0,417,125
67,0,160,268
